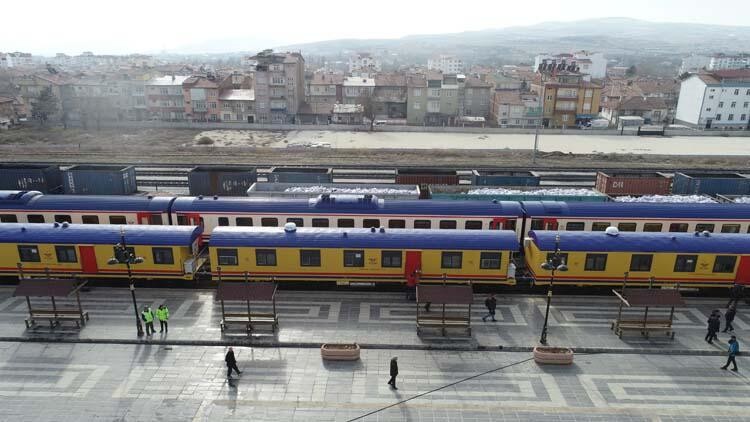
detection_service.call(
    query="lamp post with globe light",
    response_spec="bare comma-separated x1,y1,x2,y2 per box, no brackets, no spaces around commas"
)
108,226,145,337
539,233,568,345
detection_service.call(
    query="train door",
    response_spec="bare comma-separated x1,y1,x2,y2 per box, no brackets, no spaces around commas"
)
177,213,203,227
79,246,98,274
736,256,750,285
489,218,506,230
530,218,559,231
405,251,422,287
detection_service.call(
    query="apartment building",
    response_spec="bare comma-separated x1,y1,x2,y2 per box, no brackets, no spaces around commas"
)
348,53,381,76
406,74,427,125
306,72,343,122
342,76,375,104
424,73,459,126
533,72,602,127
250,51,305,124
708,54,750,71
490,91,541,127
534,51,606,79
675,69,750,129
427,55,464,74
373,74,407,120
182,75,221,122
145,75,189,121
459,76,492,118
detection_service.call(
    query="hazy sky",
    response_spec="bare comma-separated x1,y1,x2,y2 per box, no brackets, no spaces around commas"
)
3,0,750,55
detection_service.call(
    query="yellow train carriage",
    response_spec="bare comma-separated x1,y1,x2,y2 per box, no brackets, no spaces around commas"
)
209,225,519,285
0,223,203,280
525,230,750,288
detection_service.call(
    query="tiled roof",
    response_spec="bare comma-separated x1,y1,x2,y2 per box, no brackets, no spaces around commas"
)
493,91,524,106
618,96,668,111
146,75,190,86
219,89,254,101
374,74,407,87
310,73,344,85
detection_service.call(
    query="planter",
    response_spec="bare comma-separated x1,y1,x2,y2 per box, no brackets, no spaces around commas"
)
533,346,574,365
321,343,361,361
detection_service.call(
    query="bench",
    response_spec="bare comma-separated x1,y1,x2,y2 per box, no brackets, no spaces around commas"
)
611,318,674,339
25,309,89,329
417,316,471,336
220,312,278,332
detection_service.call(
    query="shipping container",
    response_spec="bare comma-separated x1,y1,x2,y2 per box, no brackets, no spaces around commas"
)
530,171,597,188
188,166,257,196
672,172,750,196
63,165,137,195
395,168,460,185
429,185,609,202
472,170,539,186
246,182,420,200
595,171,671,196
268,167,333,183
0,164,62,193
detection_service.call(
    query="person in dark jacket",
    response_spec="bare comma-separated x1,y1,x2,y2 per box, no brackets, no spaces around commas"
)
723,305,737,333
482,294,497,322
387,357,399,390
727,283,744,308
225,347,242,378
706,311,721,344
721,335,739,371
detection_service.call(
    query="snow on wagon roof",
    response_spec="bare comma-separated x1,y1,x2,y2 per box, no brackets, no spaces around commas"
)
210,226,519,250
0,223,202,246
522,201,750,219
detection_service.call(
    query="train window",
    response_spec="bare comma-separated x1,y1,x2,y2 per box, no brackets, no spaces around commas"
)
344,250,365,267
149,215,163,225
312,218,330,228
0,214,18,223
338,219,355,228
721,224,741,233
465,221,482,230
480,252,501,269
256,249,277,266
565,222,585,231
176,215,188,225
363,219,380,229
109,216,127,225
55,215,72,223
643,223,663,232
300,250,321,267
27,214,45,223
530,219,544,230
629,254,653,272
695,224,715,233
235,217,253,226
414,220,431,229
505,220,517,231
441,252,463,269
217,248,238,266
81,215,100,224
439,220,457,229
54,246,77,263
674,255,698,272
18,245,41,262
218,217,229,226
713,256,737,273
382,251,402,268
669,223,688,232
261,218,278,227
286,218,304,227
591,222,610,231
617,223,637,232
388,219,406,229
152,248,174,265
584,254,607,271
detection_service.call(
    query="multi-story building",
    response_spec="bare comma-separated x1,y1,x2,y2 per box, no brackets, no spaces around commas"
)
533,72,602,127
249,51,305,124
219,89,255,123
679,54,711,74
534,51,606,79
489,91,541,127
0,52,33,68
16,74,68,121
342,76,375,105
0,96,16,127
406,74,427,125
373,74,407,120
459,76,492,118
675,70,750,129
306,72,343,123
348,53,381,76
601,96,669,126
427,55,463,74
145,75,189,121
708,54,750,71
182,75,221,122
424,72,459,126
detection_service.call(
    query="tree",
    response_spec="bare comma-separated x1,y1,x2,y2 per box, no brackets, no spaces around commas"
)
32,86,58,126
625,65,637,77
361,93,376,131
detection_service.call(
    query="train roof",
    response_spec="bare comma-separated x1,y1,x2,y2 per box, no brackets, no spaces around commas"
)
0,193,175,212
0,223,202,246
529,230,750,254
522,201,750,219
210,226,519,250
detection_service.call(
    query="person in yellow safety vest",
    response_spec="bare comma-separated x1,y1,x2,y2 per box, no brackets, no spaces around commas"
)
157,304,170,333
141,306,155,336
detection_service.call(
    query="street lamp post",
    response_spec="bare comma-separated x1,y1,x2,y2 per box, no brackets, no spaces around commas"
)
539,233,568,345
108,226,145,337
532,72,548,165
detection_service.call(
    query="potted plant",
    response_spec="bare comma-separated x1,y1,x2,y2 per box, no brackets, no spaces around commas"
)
533,346,574,364
321,343,361,361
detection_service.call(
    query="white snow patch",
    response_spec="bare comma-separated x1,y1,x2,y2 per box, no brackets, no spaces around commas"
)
466,188,601,196
734,197,750,204
614,195,716,203
284,186,417,195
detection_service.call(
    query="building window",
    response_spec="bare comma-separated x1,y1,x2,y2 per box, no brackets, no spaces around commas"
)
728,114,735,121
439,220,457,229
388,219,406,229
643,223,663,232
744,102,749,108
152,247,174,265
708,96,714,100
441,252,463,269
381,251,402,268
695,223,715,232
561,114,569,122
109,215,127,224
261,218,278,227
414,220,431,229
734,89,740,95
741,114,747,121
256,249,277,266
713,256,737,273
55,246,77,263
480,252,501,269
731,102,737,108
565,222,585,231
719,102,724,108
236,217,253,226
344,250,364,267
224,113,231,120
465,221,482,230
629,254,653,272
618,223,637,232
363,219,380,228
337,218,354,228
413,102,421,110
0,214,18,223
300,250,321,267
716,114,722,121
669,223,689,232
584,254,607,271
592,222,610,231
413,88,422,97
312,218,329,228
674,255,697,272
218,217,229,226
217,249,238,266
706,108,712,112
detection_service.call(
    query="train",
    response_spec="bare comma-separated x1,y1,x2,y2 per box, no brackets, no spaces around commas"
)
2,191,750,244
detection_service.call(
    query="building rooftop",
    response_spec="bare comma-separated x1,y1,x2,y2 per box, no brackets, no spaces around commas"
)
219,89,254,101
146,75,190,86
310,72,345,85
618,96,668,111
333,103,363,114
343,77,375,87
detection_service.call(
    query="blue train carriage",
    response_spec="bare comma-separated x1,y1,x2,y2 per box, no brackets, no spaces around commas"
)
172,195,525,239
208,224,520,285
0,223,204,280
525,229,750,288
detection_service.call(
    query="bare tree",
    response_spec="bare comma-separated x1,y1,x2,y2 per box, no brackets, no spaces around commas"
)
360,93,376,131
32,87,58,126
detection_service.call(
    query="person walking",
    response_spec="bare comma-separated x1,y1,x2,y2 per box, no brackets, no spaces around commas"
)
712,310,722,342
706,311,720,344
721,335,739,371
156,304,170,333
225,347,242,378
723,305,737,333
387,357,399,390
727,283,744,308
482,293,497,322
141,306,155,336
